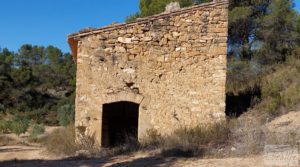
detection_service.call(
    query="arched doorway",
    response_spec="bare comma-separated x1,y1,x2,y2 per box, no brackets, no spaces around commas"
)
101,101,139,147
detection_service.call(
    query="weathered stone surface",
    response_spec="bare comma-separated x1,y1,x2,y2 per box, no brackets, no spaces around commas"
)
117,37,132,44
70,0,229,146
115,46,126,53
142,37,153,42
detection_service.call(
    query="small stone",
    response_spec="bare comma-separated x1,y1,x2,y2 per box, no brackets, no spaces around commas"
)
104,47,113,53
175,47,186,52
172,31,181,37
115,46,126,53
131,36,139,41
157,56,165,62
142,37,152,42
119,30,127,34
118,37,132,44
123,68,135,74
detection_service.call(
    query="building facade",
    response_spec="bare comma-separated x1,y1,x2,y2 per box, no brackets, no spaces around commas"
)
68,0,228,147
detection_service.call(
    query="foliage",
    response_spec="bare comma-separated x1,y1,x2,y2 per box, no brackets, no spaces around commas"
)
9,118,30,136
228,0,270,60
0,120,11,134
125,12,141,23
0,118,29,136
57,104,75,126
257,57,300,116
30,123,45,138
0,45,76,125
256,0,299,63
227,0,299,93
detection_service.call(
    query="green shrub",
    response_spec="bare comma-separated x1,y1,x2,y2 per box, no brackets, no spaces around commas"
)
30,123,45,138
257,57,300,117
57,104,75,126
0,120,11,134
10,119,29,136
282,83,300,108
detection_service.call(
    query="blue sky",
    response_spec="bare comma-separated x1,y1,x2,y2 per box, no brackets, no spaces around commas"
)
0,0,139,53
0,0,299,53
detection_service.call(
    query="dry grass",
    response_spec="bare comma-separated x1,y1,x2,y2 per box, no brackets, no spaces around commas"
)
229,113,266,156
0,135,18,146
41,112,300,159
41,124,140,157
41,122,231,158
141,121,232,157
42,124,79,155
229,110,300,156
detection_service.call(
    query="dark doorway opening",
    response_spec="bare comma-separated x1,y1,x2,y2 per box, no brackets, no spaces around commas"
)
101,101,139,147
226,89,261,117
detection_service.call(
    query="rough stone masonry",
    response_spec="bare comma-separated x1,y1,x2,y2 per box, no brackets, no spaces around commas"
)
68,0,228,147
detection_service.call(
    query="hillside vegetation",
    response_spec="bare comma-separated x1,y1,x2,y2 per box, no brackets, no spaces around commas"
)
0,45,75,133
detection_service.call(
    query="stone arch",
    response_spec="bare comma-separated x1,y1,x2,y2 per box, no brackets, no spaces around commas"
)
102,92,144,105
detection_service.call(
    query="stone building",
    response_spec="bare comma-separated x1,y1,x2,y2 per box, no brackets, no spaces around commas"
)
68,0,228,147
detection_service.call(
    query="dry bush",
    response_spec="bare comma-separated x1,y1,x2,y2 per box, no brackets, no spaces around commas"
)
229,114,266,156
141,129,163,148
229,110,300,156
42,125,139,157
0,135,17,146
141,121,232,157
42,124,79,155
42,124,97,156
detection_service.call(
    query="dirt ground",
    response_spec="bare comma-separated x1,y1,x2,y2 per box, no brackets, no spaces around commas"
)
0,145,265,167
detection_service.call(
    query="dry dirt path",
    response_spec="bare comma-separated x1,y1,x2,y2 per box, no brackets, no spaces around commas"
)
0,145,53,161
0,145,265,167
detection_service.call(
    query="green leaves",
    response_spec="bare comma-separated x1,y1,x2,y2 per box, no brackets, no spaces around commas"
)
229,7,252,23
0,45,76,125
57,104,75,126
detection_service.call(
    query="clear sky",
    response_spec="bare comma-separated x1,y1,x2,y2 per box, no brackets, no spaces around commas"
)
0,0,139,53
0,0,299,53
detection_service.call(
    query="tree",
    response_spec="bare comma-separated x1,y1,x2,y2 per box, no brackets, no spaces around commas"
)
228,0,271,60
0,49,14,109
0,45,76,125
256,0,299,63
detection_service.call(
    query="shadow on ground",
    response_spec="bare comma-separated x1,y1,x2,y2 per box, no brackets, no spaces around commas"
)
0,154,178,167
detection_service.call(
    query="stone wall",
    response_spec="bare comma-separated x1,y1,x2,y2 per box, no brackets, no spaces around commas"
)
68,0,228,146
